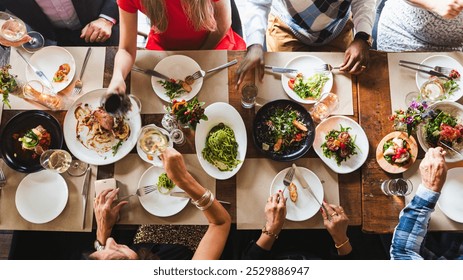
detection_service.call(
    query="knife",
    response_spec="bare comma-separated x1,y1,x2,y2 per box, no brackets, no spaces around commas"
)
16,49,57,95
292,163,330,220
170,191,231,205
398,63,451,80
132,66,170,80
265,65,298,74
81,167,91,229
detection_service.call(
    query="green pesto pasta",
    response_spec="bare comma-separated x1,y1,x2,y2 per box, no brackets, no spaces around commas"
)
202,123,241,171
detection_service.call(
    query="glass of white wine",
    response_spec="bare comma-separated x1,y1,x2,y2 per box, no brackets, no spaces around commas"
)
40,149,72,173
67,159,89,177
137,124,173,167
0,11,44,52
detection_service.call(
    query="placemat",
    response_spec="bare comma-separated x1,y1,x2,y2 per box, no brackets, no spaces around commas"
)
113,153,216,225
255,52,354,115
387,52,463,111
130,50,229,114
236,158,339,230
7,46,105,110
404,160,463,230
0,160,96,232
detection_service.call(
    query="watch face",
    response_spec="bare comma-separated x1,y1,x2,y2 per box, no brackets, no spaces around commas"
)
94,240,105,251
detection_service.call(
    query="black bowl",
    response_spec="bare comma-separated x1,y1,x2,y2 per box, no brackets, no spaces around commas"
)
253,99,315,161
0,110,63,173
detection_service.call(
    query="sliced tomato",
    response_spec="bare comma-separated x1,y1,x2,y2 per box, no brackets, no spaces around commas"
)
288,78,296,90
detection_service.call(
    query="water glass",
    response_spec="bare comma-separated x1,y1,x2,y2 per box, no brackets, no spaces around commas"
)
381,178,413,196
404,91,420,106
161,113,178,132
23,80,66,110
170,128,186,146
310,92,339,123
40,149,72,173
241,83,258,108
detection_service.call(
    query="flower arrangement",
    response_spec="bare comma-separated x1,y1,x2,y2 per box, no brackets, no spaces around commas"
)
389,100,431,137
0,64,18,108
166,97,208,130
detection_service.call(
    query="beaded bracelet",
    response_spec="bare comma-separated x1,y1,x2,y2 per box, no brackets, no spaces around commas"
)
335,238,350,249
261,225,279,240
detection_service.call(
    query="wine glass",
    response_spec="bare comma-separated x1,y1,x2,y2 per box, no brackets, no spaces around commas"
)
137,124,173,166
40,149,72,173
309,92,339,123
0,11,44,52
101,92,141,116
67,159,89,177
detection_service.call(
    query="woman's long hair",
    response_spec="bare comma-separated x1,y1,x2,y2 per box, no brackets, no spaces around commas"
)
141,0,217,33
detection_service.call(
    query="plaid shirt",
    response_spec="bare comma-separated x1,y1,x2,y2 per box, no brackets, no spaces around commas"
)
245,0,374,47
391,184,463,260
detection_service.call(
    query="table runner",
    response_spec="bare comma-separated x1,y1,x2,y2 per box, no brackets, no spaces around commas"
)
387,52,463,111
236,158,339,230
130,50,229,114
0,160,96,232
113,153,216,225
404,160,463,230
255,52,354,115
7,46,105,110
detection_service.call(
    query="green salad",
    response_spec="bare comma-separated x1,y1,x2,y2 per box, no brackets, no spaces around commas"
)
0,65,18,108
157,172,175,194
158,79,186,100
321,125,358,166
288,73,329,100
425,109,463,148
202,123,241,171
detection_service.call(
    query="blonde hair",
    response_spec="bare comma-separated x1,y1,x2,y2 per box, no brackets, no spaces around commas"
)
141,0,217,33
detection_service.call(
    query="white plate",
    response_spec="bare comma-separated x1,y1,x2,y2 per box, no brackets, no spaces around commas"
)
416,55,463,102
416,101,463,163
138,165,189,217
195,102,247,180
151,55,203,102
270,167,324,222
313,116,369,174
437,167,463,223
63,89,142,165
281,55,334,104
25,46,76,92
15,170,68,224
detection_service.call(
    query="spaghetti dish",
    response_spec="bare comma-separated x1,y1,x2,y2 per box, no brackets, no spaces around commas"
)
74,104,130,156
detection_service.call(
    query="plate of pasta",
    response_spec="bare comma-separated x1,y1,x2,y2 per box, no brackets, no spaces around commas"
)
195,102,246,180
63,89,141,165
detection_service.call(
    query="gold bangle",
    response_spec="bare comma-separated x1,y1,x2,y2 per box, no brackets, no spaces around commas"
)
335,238,350,249
262,226,279,240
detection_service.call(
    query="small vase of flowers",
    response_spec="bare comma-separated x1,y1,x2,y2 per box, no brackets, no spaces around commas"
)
165,97,208,130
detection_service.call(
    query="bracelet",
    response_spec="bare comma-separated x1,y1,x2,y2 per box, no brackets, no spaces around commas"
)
191,189,215,211
261,226,279,240
191,189,210,206
335,238,350,249
197,192,215,211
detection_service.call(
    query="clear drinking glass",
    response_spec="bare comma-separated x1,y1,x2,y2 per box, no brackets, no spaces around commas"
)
310,92,339,123
0,11,44,52
170,128,185,146
101,92,141,116
137,124,173,166
40,149,72,173
419,77,446,103
241,83,258,108
404,91,420,106
380,178,413,196
67,159,89,177
161,113,178,132
23,80,67,110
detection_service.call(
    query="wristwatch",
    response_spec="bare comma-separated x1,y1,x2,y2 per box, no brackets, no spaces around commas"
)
94,240,105,251
354,32,373,48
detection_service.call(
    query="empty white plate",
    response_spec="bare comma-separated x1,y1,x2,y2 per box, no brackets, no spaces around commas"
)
438,167,463,223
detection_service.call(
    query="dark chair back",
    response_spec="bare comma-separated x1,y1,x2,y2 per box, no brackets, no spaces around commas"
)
231,0,243,38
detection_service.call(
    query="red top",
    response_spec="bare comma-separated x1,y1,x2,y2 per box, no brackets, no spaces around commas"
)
117,0,246,50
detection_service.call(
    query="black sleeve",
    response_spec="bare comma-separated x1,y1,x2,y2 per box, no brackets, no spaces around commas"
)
242,241,272,260
100,0,119,22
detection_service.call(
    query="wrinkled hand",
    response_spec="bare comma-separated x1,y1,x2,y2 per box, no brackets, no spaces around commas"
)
264,191,286,235
94,188,127,243
420,147,447,192
430,0,463,19
339,39,370,75
0,34,31,47
160,147,190,186
80,18,113,43
235,44,264,89
321,202,349,245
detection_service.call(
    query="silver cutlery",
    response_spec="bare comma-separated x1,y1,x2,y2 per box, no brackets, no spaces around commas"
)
439,141,463,158
117,185,160,201
185,59,238,83
73,47,92,95
16,49,57,95
81,166,91,229
316,63,341,72
169,191,231,205
399,60,454,76
265,65,298,74
292,163,330,220
132,66,170,80
398,62,451,80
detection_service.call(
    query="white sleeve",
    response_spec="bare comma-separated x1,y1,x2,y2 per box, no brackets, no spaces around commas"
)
244,0,273,47
351,0,376,35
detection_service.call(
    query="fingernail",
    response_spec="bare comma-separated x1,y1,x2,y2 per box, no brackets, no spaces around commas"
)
279,190,282,192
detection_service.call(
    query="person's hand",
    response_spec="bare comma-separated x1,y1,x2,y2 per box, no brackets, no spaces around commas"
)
80,18,113,43
264,191,286,235
339,39,370,75
160,147,190,186
429,0,463,19
235,44,264,89
0,34,31,47
321,202,349,245
94,188,128,244
419,147,447,193
107,76,127,94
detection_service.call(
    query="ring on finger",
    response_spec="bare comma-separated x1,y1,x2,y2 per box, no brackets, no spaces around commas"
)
361,65,367,69
330,212,339,217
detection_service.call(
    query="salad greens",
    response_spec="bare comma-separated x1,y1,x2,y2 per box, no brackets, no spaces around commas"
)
18,130,39,149
0,64,18,108
158,79,186,100
202,123,241,171
289,73,329,100
321,124,358,166
157,172,175,194
425,109,462,147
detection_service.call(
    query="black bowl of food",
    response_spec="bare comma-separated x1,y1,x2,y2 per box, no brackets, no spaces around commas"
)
253,99,315,161
0,110,63,173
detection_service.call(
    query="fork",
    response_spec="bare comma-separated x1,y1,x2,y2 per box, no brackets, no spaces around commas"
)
282,166,295,193
117,185,157,201
316,63,341,72
185,59,238,83
73,47,92,95
439,140,463,158
399,60,453,76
